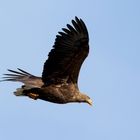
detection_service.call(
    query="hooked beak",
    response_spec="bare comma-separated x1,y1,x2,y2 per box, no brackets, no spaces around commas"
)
86,99,93,106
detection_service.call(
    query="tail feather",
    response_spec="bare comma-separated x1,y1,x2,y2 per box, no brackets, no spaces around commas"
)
14,87,25,96
1,68,43,97
14,86,33,96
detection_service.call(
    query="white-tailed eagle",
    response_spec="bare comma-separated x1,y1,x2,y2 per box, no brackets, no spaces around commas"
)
2,17,92,106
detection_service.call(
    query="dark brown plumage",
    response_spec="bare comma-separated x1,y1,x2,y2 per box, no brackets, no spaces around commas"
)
2,17,92,106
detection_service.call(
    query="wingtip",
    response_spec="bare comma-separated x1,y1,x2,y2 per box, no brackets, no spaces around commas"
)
75,16,79,20
0,79,4,82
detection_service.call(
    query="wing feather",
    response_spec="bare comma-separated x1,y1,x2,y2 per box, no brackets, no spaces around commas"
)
1,69,43,87
42,17,89,85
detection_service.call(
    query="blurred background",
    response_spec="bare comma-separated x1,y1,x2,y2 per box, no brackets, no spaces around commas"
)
0,0,140,140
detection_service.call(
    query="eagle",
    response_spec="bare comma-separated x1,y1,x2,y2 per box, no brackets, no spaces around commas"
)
2,17,92,106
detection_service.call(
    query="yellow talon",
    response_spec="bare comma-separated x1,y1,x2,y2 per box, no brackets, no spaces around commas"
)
28,93,39,100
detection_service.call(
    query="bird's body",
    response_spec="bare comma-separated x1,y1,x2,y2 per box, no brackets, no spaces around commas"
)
25,84,85,104
2,17,92,106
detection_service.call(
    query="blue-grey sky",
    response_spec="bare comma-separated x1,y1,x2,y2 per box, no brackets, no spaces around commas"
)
0,0,140,140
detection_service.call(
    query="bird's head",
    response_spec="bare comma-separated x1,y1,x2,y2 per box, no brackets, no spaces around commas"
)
77,93,93,106
85,95,93,106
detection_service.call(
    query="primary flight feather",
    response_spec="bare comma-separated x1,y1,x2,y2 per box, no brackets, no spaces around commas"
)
2,17,92,106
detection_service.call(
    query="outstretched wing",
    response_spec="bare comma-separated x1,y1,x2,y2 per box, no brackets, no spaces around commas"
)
2,68,43,87
42,17,89,85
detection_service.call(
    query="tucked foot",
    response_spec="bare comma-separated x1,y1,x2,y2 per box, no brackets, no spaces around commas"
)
28,93,39,100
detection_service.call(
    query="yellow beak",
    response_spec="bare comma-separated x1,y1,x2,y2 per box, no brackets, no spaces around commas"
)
87,99,93,106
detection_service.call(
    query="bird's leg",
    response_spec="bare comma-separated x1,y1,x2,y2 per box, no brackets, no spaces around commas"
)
27,92,39,100
23,88,40,100
27,93,39,100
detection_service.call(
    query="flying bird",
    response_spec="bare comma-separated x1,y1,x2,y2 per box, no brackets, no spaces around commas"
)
2,17,92,106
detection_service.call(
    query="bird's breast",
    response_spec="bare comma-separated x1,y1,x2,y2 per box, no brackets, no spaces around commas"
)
38,84,79,104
